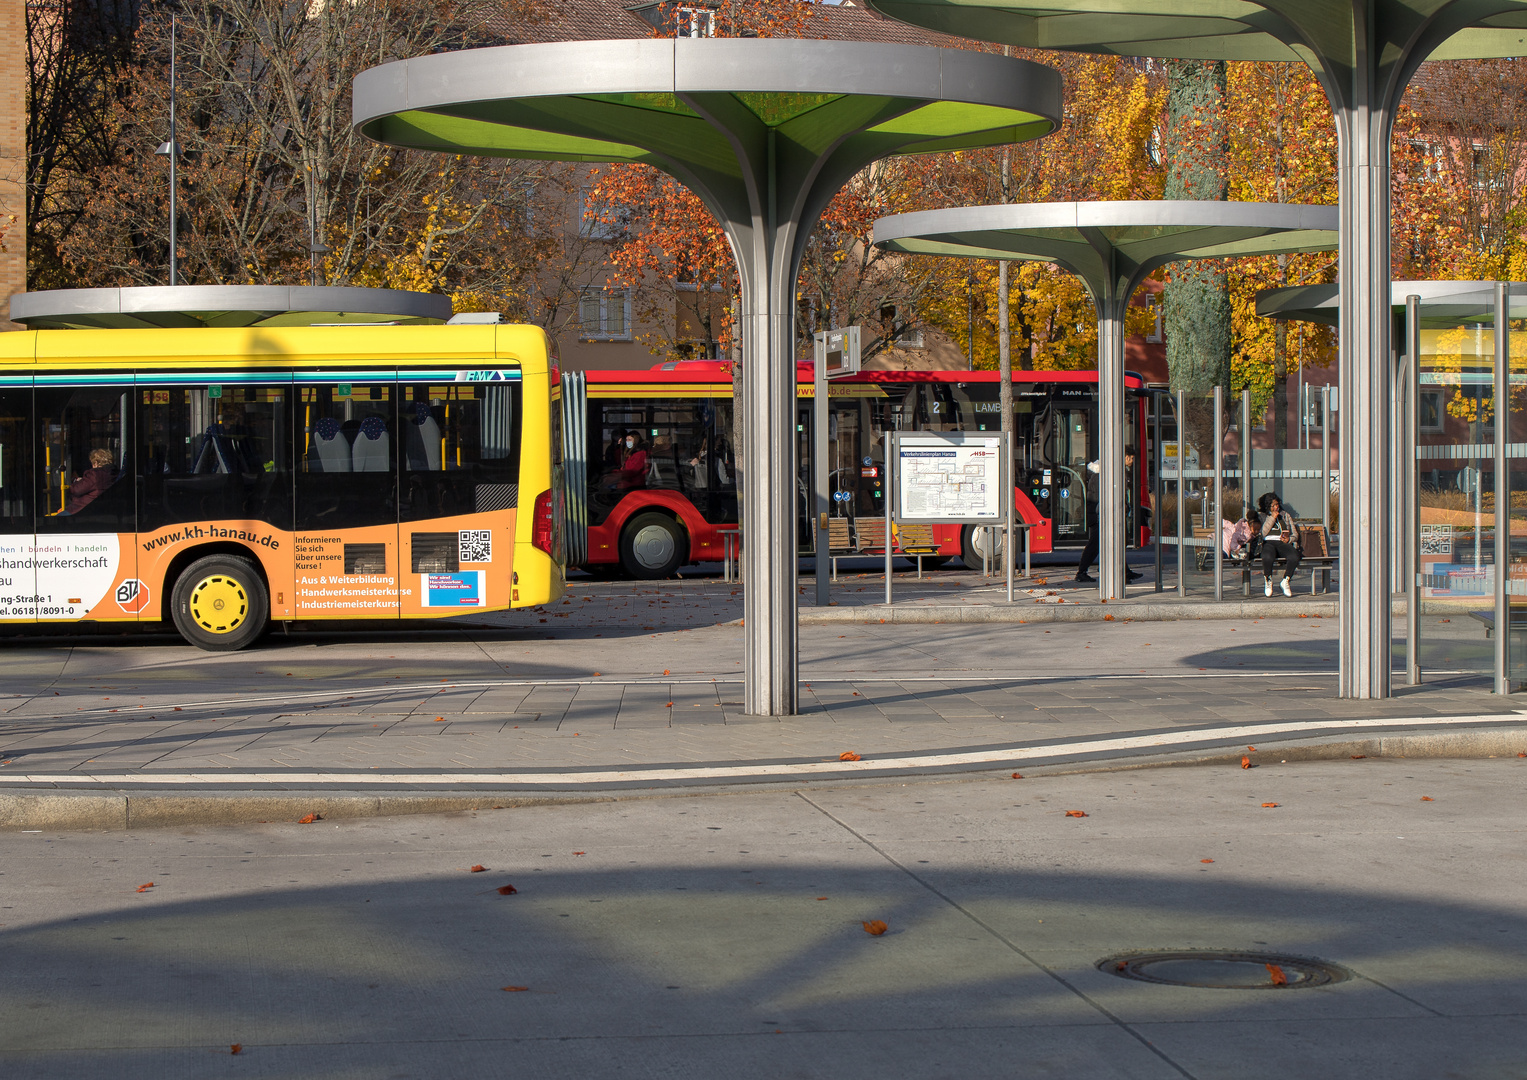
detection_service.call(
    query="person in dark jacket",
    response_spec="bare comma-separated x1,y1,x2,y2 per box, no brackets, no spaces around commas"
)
64,449,115,514
1256,491,1302,596
1076,451,1139,584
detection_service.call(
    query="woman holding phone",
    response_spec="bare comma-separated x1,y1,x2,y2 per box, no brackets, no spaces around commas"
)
1256,491,1301,596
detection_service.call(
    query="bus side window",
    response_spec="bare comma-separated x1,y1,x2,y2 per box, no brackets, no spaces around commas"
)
0,387,32,533
35,385,134,534
139,383,293,533
399,381,521,523
297,383,397,531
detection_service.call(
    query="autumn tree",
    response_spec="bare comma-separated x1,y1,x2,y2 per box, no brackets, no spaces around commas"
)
55,0,560,313
26,0,139,288
1224,61,1338,447
1162,59,1231,395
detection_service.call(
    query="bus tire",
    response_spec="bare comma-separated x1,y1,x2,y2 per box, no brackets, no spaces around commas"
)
959,524,1010,571
170,555,270,651
620,512,688,579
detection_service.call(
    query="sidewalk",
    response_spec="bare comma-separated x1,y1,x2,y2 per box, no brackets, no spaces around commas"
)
0,571,1521,829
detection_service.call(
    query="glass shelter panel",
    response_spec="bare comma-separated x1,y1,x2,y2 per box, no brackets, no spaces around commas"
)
1414,291,1499,684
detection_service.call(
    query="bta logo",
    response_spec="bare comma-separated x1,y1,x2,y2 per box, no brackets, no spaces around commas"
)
115,578,151,613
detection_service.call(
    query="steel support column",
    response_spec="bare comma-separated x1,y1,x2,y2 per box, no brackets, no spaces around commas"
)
1096,279,1129,601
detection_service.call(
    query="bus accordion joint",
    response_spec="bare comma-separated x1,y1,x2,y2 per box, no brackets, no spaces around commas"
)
532,489,555,555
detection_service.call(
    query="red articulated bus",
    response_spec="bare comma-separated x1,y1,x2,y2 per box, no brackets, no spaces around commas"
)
560,361,1153,578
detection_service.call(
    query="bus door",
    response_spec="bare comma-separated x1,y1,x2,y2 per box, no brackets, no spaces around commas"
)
397,373,521,617
34,378,139,621
1042,391,1093,546
137,374,295,621
295,377,400,617
797,399,813,550
0,379,33,621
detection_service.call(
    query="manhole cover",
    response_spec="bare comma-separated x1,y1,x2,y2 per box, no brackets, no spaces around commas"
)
1099,950,1350,989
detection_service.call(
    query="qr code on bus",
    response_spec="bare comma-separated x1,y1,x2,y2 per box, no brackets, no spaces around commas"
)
458,530,492,563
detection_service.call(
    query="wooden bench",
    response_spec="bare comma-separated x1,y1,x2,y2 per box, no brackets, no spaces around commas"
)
1238,522,1336,596
826,517,945,580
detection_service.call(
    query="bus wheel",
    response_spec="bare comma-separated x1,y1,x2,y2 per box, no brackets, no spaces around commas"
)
620,513,688,579
171,555,270,651
959,524,1009,571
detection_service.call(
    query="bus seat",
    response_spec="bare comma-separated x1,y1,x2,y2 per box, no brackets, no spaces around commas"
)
352,415,391,472
192,425,239,474
406,403,443,469
313,416,351,472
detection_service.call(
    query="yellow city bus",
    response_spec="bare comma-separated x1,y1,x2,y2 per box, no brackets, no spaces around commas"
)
0,323,564,649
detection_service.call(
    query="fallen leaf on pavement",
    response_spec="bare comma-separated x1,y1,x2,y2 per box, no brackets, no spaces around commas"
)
1262,802,1280,808
1065,810,1088,818
136,882,155,892
1011,773,1023,779
501,986,530,992
1103,614,1115,621
573,851,586,856
816,896,828,900
469,865,487,873
1420,796,1434,801
1201,859,1214,864
297,813,320,824
434,716,446,722
1351,755,1367,759
230,1044,242,1055
839,751,861,762
1241,756,1253,769
662,669,670,675
1247,746,1256,752
862,920,888,936
496,884,518,895
1266,963,1288,987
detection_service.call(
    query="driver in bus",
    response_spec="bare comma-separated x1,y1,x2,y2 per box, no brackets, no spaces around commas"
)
62,449,115,514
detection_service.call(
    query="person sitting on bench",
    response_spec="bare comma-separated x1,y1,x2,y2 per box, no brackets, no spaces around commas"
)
1256,491,1301,596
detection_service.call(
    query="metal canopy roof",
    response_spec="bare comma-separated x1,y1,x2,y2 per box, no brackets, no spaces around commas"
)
352,38,1059,172
10,285,453,330
873,201,1339,301
352,37,1064,718
1258,280,1519,327
863,1,1527,63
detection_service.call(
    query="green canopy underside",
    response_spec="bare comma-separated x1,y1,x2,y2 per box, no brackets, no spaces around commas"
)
359,96,1054,170
866,1,1527,62
881,226,1338,264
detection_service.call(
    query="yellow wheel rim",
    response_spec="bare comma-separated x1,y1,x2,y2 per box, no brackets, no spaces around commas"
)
188,574,249,635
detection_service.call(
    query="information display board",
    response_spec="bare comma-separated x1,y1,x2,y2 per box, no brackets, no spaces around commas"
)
892,432,1007,524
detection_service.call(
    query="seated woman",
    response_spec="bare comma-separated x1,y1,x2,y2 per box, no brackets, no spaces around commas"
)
1256,491,1302,596
63,449,116,514
602,431,649,492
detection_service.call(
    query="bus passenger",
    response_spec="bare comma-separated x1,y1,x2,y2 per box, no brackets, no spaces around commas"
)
603,428,628,470
604,431,649,492
64,449,115,514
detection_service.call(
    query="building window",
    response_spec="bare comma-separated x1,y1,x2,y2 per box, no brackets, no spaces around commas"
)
1419,389,1446,434
578,187,629,241
676,6,715,37
1146,296,1163,343
581,288,632,340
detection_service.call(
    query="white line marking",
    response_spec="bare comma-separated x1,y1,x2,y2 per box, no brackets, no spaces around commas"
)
0,670,1339,723
1,712,1519,787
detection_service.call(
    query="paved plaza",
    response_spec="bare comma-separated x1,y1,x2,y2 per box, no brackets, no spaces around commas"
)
2,757,1524,1078
0,571,1517,806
